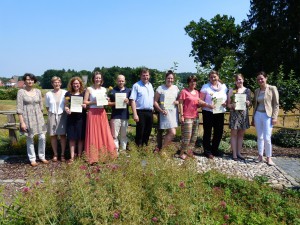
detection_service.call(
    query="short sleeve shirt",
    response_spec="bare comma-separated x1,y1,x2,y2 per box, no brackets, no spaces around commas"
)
179,88,200,119
129,80,154,110
109,86,131,119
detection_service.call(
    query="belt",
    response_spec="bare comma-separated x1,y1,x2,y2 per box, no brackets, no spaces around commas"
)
137,109,153,112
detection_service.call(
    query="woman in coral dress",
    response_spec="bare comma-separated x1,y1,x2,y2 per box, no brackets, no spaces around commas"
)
84,71,117,164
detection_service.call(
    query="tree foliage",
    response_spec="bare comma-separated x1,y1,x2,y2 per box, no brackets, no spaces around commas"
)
184,14,242,70
241,0,300,79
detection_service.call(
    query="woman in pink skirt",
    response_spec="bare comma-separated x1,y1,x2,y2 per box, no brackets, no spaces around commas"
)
84,71,117,164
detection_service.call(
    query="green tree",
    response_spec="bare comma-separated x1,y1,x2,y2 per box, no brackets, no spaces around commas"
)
241,0,300,79
185,14,242,70
218,56,239,89
248,66,300,113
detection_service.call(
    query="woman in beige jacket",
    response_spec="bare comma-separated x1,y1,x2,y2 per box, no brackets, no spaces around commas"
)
251,71,279,166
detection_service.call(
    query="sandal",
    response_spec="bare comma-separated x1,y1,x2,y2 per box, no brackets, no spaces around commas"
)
187,150,195,158
67,158,74,164
153,147,160,154
61,155,66,162
179,153,187,160
41,159,49,164
30,161,38,167
52,156,58,162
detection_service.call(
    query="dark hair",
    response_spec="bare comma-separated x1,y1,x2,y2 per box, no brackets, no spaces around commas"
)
187,75,197,83
165,70,175,79
22,73,37,83
92,71,104,85
234,73,244,90
256,71,267,78
140,68,150,75
67,77,85,94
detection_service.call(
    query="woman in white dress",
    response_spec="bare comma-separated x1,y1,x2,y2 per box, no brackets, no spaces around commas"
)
45,76,67,162
154,70,179,151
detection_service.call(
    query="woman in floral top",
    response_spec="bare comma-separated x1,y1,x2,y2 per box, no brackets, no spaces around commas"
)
17,73,48,167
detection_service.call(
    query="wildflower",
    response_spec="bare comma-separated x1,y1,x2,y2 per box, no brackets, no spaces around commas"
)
22,187,30,193
224,214,229,220
152,217,158,222
111,164,119,171
213,186,221,191
79,165,87,170
220,201,227,208
35,181,40,186
179,181,185,188
113,211,120,219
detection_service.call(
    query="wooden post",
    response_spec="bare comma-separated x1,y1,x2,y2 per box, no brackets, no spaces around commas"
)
7,114,18,144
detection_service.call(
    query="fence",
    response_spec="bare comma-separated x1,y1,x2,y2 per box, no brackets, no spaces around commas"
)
1,110,300,145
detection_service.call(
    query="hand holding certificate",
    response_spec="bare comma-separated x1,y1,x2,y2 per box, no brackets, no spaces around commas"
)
234,94,246,110
115,93,127,109
70,96,83,113
96,93,108,106
213,98,226,114
163,92,176,110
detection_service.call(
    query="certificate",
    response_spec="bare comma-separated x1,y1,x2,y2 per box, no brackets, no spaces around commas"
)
213,98,226,114
70,96,83,113
163,92,176,110
234,94,246,110
96,92,108,106
115,93,127,109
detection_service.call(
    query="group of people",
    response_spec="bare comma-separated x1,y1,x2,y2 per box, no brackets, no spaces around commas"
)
17,69,279,167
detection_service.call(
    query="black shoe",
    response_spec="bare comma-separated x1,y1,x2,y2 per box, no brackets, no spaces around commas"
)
237,155,245,161
204,152,214,159
213,151,224,157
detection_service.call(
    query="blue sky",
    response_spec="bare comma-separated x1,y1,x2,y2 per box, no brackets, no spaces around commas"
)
0,0,250,77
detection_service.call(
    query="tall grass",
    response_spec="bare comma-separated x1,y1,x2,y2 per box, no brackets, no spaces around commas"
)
1,145,299,224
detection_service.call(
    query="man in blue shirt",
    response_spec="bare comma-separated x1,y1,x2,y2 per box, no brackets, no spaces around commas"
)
130,68,154,146
109,75,131,152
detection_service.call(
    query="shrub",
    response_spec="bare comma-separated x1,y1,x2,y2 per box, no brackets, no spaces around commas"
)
0,88,18,100
219,140,231,153
243,139,257,149
272,129,300,148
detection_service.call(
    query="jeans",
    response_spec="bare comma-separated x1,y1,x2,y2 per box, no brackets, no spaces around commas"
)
254,111,273,157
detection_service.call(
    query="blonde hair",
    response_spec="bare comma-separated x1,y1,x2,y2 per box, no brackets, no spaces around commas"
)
51,76,61,83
